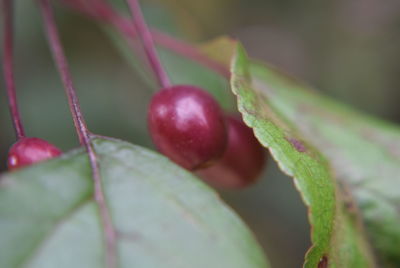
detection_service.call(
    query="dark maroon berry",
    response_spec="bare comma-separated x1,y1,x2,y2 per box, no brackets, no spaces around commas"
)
148,85,227,170
198,115,267,189
7,137,62,170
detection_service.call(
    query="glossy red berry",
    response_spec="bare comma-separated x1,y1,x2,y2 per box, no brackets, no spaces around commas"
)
148,85,227,170
7,137,62,170
198,115,267,189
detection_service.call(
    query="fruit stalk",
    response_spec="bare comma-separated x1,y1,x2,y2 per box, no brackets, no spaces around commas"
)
1,0,26,139
126,0,171,88
38,1,116,267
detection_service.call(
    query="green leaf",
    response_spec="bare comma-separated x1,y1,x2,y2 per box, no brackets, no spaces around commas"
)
230,44,377,267
248,60,400,266
202,38,400,267
0,138,269,268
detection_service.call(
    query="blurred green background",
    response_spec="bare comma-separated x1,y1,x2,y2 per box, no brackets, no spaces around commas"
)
1,0,399,267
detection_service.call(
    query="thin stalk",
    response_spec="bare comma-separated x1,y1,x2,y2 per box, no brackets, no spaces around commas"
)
126,0,171,88
2,0,26,139
37,1,116,267
62,0,230,78
115,19,231,79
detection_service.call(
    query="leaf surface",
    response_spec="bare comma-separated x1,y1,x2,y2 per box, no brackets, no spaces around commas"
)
229,44,376,267
248,59,400,266
201,36,400,266
0,138,269,268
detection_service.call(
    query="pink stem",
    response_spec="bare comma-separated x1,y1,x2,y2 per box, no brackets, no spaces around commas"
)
38,1,117,267
61,0,230,78
153,30,231,78
2,0,26,139
111,16,231,78
126,0,171,88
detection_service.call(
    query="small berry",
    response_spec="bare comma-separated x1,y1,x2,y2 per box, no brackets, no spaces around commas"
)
198,115,267,189
7,137,62,170
148,85,227,170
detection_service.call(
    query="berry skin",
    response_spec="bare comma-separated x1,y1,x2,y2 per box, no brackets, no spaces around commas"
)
198,115,267,189
148,85,227,170
7,137,62,170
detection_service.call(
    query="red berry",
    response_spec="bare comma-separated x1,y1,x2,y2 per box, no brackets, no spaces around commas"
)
198,115,267,189
148,85,227,170
7,137,62,170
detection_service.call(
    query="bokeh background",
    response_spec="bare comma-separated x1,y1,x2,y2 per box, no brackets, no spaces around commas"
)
1,0,399,267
